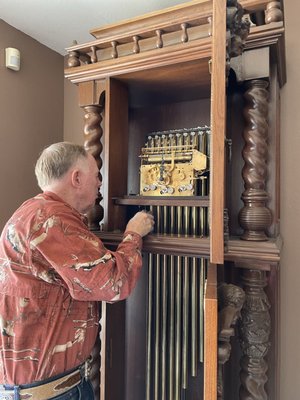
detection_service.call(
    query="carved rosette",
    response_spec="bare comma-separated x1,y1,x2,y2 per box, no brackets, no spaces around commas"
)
238,80,272,240
83,104,104,230
239,270,271,400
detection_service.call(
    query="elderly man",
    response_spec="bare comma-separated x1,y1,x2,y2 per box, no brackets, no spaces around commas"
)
0,142,154,400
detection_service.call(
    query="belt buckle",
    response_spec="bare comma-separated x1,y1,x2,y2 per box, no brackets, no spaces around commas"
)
80,357,92,381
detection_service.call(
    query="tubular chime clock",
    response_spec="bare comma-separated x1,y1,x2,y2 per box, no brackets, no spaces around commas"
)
64,0,286,399
139,126,210,399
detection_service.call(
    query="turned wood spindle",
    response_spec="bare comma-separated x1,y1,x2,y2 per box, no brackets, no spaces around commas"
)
155,29,163,49
83,104,104,230
181,23,188,43
265,1,283,24
133,35,140,54
238,79,272,241
111,41,118,59
90,46,98,63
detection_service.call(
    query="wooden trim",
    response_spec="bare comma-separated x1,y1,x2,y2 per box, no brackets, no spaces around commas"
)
239,0,271,12
99,302,107,399
113,195,210,207
103,78,129,232
65,37,211,83
88,0,213,40
210,0,226,264
204,263,218,400
94,231,281,263
245,23,286,86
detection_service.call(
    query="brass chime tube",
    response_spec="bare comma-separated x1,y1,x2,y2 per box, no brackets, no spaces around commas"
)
168,203,175,399
182,207,190,388
182,256,189,389
184,206,189,236
154,254,160,400
175,256,182,400
146,253,153,400
175,185,183,399
161,213,168,399
168,255,175,400
199,258,205,363
163,206,168,234
177,206,182,236
161,255,167,400
191,203,198,376
200,207,204,237
192,206,197,237
170,206,175,235
157,206,161,234
191,257,198,376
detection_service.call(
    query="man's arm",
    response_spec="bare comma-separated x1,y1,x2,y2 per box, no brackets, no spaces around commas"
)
30,211,154,302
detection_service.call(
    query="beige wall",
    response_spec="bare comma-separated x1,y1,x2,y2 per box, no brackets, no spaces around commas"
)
63,76,84,144
0,20,64,230
280,1,300,399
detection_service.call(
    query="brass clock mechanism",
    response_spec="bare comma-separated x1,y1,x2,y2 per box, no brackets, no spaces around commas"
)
140,127,210,196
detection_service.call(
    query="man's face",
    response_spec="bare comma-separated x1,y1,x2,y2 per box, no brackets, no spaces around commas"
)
78,154,101,214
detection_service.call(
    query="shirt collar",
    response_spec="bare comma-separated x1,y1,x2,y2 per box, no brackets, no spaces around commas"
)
39,191,88,226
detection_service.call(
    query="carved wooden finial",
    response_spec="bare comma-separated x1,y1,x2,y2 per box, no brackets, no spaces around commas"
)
265,1,283,24
67,40,80,68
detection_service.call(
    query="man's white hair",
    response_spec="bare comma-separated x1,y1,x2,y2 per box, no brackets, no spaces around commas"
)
35,142,88,190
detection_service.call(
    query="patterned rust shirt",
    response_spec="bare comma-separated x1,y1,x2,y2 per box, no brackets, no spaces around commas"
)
0,192,143,385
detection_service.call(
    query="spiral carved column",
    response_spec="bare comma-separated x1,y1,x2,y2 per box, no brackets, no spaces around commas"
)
83,104,104,230
239,270,271,400
238,79,272,241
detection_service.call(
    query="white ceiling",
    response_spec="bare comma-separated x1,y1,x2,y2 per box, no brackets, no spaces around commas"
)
0,0,186,55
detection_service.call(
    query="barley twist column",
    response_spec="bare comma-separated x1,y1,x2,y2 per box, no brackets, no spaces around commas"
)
239,270,271,400
83,104,104,230
238,79,272,240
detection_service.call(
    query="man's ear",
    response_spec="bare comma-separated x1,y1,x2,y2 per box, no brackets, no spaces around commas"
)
70,169,82,188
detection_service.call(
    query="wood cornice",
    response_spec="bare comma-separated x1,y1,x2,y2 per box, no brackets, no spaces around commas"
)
245,22,286,86
88,0,213,41
65,24,285,87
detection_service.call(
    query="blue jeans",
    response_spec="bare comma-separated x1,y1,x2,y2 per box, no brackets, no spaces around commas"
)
51,378,94,399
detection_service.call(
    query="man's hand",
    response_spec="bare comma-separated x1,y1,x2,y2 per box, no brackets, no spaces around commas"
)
125,211,155,237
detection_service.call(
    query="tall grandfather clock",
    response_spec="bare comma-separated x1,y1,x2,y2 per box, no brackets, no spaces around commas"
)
65,1,286,399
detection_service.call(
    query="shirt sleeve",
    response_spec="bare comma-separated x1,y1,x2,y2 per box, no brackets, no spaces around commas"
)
28,210,143,302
